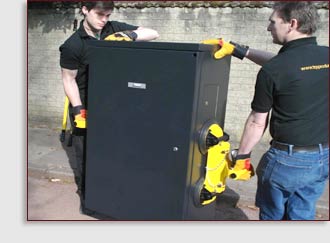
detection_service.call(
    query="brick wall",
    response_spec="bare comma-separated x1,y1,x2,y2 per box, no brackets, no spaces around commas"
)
28,2,329,142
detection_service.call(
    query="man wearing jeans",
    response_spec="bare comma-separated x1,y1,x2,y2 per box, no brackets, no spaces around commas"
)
236,2,329,220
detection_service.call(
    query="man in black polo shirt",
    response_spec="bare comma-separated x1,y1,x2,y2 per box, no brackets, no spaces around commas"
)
235,2,328,220
59,1,159,215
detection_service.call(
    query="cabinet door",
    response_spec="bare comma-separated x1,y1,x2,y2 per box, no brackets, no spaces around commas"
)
85,46,198,220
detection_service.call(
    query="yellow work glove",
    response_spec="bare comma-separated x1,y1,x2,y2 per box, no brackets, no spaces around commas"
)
202,38,249,60
104,31,137,41
228,149,254,181
73,105,87,129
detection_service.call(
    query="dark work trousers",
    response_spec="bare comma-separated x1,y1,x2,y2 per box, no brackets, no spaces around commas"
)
72,134,86,199
69,107,87,205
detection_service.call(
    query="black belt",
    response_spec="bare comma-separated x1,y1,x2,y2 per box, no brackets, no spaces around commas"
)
271,141,329,152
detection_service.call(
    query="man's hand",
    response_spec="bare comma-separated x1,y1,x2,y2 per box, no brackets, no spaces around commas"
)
202,38,249,60
73,105,87,129
104,31,138,41
228,149,254,180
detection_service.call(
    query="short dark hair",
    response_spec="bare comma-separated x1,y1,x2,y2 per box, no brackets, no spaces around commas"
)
273,2,319,35
80,1,114,14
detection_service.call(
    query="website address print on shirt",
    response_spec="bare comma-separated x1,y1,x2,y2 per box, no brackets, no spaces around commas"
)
301,64,329,71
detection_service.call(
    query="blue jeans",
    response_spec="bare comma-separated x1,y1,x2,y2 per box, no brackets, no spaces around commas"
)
255,144,329,220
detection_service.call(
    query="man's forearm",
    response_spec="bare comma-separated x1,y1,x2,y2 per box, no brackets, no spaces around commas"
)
64,81,82,107
238,111,268,154
61,68,82,107
246,48,276,66
134,27,159,41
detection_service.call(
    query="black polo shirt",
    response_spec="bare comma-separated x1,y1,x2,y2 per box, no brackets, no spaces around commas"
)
251,37,329,146
59,20,138,106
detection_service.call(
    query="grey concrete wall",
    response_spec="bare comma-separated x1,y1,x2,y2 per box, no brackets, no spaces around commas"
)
28,3,329,142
